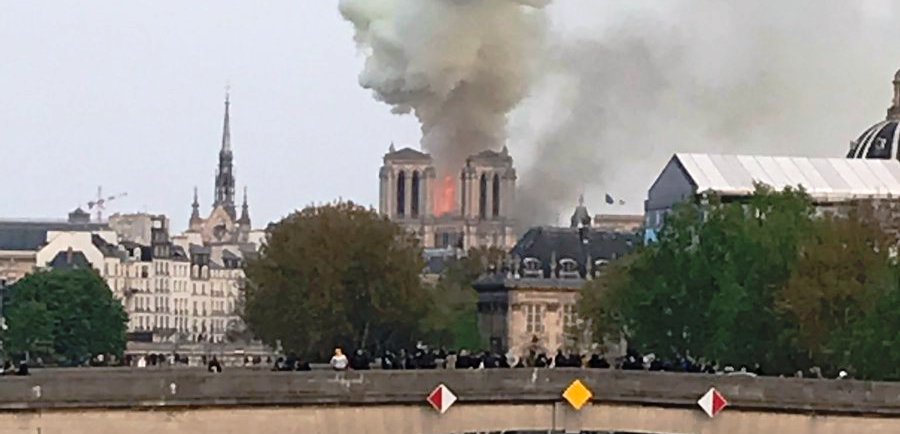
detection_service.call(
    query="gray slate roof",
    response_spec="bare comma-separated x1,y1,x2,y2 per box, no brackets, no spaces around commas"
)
0,220,105,251
511,226,640,279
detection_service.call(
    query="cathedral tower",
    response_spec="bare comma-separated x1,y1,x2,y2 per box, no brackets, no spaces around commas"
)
379,144,517,250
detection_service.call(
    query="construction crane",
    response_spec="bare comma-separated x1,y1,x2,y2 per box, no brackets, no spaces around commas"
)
86,186,127,222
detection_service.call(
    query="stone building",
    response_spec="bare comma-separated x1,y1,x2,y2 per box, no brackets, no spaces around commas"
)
473,200,639,357
20,96,263,348
379,145,518,250
0,208,105,287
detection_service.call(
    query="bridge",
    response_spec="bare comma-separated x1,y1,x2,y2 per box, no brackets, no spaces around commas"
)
1,368,899,433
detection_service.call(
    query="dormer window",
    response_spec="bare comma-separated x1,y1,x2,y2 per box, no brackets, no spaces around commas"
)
522,257,542,278
559,258,579,279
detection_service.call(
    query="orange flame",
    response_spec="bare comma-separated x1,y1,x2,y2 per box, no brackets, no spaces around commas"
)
435,175,456,216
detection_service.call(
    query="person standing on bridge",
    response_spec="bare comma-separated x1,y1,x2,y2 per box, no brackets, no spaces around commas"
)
330,348,349,371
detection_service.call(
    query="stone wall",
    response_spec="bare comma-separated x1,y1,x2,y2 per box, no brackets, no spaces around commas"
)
2,368,900,415
2,369,900,434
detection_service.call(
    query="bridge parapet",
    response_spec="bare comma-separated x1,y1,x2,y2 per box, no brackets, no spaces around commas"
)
0,368,897,416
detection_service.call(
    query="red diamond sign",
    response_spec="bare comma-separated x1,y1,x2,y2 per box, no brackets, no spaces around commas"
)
698,387,728,418
426,384,457,414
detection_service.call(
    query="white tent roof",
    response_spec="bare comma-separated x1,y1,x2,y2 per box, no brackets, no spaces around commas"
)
674,153,900,202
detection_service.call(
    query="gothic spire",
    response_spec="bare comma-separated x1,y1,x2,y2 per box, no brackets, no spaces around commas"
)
214,90,237,219
238,186,251,226
189,186,202,227
222,90,232,153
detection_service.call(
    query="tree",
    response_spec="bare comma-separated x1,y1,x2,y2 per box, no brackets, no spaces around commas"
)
422,246,506,350
243,202,430,360
2,269,127,363
582,186,816,373
777,203,897,378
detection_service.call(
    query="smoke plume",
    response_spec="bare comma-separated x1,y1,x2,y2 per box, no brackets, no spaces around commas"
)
339,0,552,172
515,0,900,226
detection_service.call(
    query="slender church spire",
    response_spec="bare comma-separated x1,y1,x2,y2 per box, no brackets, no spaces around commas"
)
222,89,232,152
189,186,203,228
238,186,251,226
214,89,237,218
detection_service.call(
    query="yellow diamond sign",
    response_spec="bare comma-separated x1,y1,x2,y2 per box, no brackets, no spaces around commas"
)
562,379,593,410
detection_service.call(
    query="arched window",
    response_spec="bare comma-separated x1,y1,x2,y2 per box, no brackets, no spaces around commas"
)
411,171,420,218
492,173,500,217
460,170,467,216
396,171,406,216
479,173,487,219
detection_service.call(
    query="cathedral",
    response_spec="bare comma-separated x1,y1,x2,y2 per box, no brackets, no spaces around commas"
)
379,145,518,250
186,94,255,247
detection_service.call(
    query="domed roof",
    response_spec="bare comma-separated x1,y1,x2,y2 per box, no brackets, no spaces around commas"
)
848,69,900,160
847,120,900,159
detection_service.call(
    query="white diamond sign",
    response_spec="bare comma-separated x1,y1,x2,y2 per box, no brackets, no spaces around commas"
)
697,387,728,418
426,384,457,414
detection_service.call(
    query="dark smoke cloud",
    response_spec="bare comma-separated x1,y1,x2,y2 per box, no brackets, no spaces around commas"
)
514,0,900,227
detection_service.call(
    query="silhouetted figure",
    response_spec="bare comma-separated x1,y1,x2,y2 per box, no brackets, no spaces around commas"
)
455,350,471,369
16,362,29,376
207,356,222,373
296,359,312,371
284,354,298,371
350,349,370,370
498,354,511,369
381,351,396,370
554,350,566,368
587,354,610,369
567,352,582,368
272,357,285,371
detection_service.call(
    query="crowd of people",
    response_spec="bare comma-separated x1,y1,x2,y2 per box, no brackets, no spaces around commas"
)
294,345,741,374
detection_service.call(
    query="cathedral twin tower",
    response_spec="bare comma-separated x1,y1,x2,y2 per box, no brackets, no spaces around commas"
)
379,145,517,250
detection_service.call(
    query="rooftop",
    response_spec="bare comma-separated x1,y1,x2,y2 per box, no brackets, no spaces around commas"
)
666,153,900,202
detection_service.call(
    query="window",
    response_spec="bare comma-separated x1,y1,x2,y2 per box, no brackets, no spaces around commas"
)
479,173,487,219
522,257,542,278
492,173,500,217
396,171,406,216
559,258,579,279
411,170,420,218
525,304,545,333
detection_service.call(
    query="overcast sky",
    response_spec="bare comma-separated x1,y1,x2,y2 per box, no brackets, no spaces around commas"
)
3,1,899,229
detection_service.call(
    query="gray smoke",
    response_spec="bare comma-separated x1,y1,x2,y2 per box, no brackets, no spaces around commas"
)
514,0,900,226
339,0,552,173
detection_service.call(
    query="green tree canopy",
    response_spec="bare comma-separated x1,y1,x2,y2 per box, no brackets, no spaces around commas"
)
243,202,430,360
586,186,815,369
581,188,900,379
2,269,127,364
423,246,506,351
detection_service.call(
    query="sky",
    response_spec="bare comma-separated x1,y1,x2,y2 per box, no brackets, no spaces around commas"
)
3,1,900,230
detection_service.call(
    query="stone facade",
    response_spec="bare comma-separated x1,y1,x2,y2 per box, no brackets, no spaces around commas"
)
0,250,35,288
379,145,517,250
18,96,263,346
33,215,253,344
474,200,640,357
